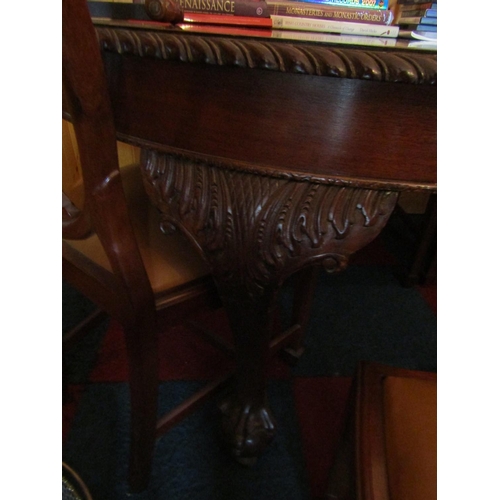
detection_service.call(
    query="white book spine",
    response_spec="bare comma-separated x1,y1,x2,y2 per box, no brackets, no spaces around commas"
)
270,15,400,38
271,30,397,47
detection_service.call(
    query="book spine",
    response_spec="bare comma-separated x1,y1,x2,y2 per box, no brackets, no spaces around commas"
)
271,29,397,46
398,15,436,24
425,8,437,17
178,22,273,36
179,0,269,17
268,2,394,25
182,12,273,25
270,15,399,37
397,0,432,4
420,16,437,25
410,30,437,42
286,0,390,10
400,22,436,31
400,2,432,10
416,22,436,31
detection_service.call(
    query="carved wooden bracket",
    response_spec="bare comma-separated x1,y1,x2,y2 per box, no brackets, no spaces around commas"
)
141,150,398,298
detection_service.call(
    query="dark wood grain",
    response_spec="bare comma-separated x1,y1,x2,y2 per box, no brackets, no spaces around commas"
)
104,54,436,190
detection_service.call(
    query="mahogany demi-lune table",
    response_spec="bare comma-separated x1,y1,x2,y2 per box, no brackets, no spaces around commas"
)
90,20,436,464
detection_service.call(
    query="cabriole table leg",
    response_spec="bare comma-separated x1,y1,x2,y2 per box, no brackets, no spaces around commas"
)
141,149,399,462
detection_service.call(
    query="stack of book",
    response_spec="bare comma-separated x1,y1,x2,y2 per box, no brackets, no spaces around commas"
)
180,0,401,39
393,0,437,41
87,0,438,44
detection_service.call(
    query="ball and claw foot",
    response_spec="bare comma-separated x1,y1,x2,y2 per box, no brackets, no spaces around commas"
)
218,397,277,466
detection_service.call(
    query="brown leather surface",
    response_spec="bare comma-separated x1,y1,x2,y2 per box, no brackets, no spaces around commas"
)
383,376,437,500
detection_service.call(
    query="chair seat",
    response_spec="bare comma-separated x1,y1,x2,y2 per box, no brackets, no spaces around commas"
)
383,375,437,500
355,363,437,500
65,162,210,304
326,362,436,500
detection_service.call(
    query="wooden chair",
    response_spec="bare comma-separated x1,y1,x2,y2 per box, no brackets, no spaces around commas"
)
62,0,223,492
326,362,437,500
62,0,318,491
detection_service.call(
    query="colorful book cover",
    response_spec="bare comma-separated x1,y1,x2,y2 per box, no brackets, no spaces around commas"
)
267,1,394,25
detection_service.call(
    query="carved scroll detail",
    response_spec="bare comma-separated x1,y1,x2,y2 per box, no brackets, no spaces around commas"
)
141,150,398,297
96,26,437,84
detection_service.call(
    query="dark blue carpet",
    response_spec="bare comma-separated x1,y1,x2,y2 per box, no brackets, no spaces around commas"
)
289,266,437,377
63,381,309,500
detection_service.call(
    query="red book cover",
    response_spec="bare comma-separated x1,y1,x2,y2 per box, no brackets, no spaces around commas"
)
178,22,273,36
183,12,273,26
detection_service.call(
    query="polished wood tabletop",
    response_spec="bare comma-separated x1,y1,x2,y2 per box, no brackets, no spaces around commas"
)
87,17,436,465
94,20,436,189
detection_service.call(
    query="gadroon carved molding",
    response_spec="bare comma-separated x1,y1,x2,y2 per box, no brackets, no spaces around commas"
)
141,150,399,296
95,26,437,84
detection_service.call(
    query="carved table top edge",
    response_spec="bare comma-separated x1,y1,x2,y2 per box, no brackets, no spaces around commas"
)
122,135,437,192
95,25,437,84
